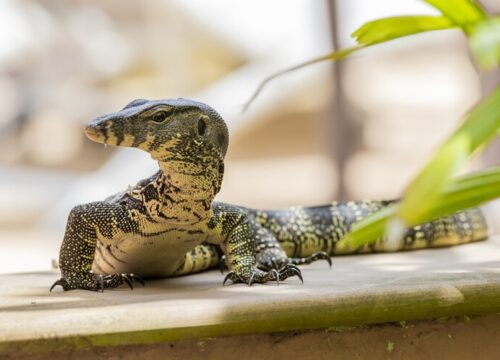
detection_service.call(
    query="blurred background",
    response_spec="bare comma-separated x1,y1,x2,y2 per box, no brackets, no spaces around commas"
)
0,0,498,274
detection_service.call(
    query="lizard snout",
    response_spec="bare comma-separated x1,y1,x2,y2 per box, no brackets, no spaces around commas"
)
84,124,97,136
84,117,118,145
84,123,104,143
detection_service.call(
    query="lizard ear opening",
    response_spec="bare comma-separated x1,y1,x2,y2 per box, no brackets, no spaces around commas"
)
122,99,149,110
197,116,207,137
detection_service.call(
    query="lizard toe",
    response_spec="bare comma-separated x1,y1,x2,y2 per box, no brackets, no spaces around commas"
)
103,273,146,290
49,278,71,292
290,251,332,268
278,264,304,284
222,271,243,285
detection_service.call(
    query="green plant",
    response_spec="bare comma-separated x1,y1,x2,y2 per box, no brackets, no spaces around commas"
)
245,0,500,248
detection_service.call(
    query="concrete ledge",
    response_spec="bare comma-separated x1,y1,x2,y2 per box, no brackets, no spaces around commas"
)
2,236,500,356
14,315,499,360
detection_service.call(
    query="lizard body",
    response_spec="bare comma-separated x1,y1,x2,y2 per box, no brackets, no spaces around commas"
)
51,99,488,291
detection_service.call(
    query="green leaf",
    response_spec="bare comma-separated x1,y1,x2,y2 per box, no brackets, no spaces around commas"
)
427,167,500,219
338,205,397,249
423,0,486,31
470,17,500,70
397,135,470,224
398,85,500,225
352,16,455,46
342,166,500,247
343,86,500,247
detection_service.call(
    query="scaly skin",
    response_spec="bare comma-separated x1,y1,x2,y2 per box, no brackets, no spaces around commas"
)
51,99,488,291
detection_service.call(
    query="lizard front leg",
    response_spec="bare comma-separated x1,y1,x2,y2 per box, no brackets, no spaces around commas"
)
209,203,303,285
252,221,331,270
51,203,143,292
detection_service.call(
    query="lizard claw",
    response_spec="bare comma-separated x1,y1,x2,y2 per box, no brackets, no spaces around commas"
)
223,266,299,286
50,278,69,292
130,273,145,287
247,272,257,286
98,274,105,292
278,264,303,284
270,269,280,286
290,266,303,284
122,275,133,290
285,263,301,273
223,271,241,286
103,273,145,290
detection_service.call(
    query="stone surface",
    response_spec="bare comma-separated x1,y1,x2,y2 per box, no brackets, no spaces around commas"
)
15,315,500,360
1,236,500,355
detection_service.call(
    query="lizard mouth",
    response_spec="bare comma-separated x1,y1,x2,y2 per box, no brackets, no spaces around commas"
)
84,124,105,144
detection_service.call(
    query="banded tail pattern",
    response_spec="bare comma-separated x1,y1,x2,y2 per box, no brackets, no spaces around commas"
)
252,201,488,258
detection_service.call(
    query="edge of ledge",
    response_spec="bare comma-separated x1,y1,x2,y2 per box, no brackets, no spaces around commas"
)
2,279,500,355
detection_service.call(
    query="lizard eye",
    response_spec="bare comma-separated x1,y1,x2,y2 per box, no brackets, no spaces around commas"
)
152,111,169,123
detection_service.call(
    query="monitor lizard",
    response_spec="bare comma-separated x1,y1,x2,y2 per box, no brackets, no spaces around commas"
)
50,99,488,291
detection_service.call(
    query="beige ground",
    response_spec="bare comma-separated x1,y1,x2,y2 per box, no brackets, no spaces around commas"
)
1,236,500,358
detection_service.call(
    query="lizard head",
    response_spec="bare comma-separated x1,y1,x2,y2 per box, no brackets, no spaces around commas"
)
84,98,229,162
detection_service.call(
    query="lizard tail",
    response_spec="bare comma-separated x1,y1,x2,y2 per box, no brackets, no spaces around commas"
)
252,201,489,258
335,207,489,255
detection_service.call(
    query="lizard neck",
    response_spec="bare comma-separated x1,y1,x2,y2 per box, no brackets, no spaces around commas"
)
158,159,223,224
129,159,222,225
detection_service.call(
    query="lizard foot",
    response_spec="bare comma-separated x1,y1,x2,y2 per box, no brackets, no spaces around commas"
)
222,264,302,286
50,272,144,292
102,273,145,290
256,248,290,271
290,251,332,268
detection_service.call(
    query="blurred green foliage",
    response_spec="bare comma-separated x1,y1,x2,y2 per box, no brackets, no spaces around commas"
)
352,16,455,46
470,17,500,69
344,0,500,247
247,0,500,248
423,0,486,31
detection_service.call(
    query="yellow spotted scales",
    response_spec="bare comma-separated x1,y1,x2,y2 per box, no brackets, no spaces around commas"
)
51,99,488,291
